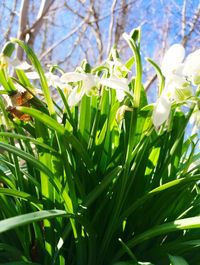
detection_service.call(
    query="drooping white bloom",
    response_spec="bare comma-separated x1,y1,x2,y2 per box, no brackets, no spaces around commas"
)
183,49,200,85
26,71,72,94
0,54,31,70
61,72,99,106
99,76,132,102
152,93,171,127
161,44,185,77
107,58,130,78
152,44,193,127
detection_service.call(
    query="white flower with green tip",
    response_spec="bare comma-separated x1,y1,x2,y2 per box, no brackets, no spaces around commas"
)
61,72,99,106
183,49,200,85
26,71,72,94
0,54,31,70
107,58,130,78
153,44,193,127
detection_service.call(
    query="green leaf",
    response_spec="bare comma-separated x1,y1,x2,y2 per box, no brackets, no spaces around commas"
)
17,106,94,170
0,142,74,213
84,166,122,207
0,188,41,209
17,106,65,135
11,38,55,117
1,261,41,265
0,210,69,233
2,41,15,57
128,216,200,247
0,132,56,153
169,254,189,265
146,57,164,94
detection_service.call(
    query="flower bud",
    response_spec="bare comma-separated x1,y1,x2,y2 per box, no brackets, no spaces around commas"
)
116,105,132,122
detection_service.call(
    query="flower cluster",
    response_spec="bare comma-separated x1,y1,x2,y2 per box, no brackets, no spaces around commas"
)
25,59,133,107
0,39,199,134
152,44,200,129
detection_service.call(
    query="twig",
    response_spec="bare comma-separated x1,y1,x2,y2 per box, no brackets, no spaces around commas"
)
39,18,89,60
107,0,118,56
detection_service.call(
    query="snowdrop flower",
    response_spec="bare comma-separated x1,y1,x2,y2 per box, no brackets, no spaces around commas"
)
183,49,200,85
161,44,185,77
0,54,31,70
61,72,99,107
26,71,72,94
99,76,132,102
107,58,130,78
153,44,193,127
152,93,171,127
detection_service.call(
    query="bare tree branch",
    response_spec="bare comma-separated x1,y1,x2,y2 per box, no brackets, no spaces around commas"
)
181,0,187,39
114,0,128,44
16,0,29,60
27,0,54,46
182,3,200,46
89,0,104,63
107,0,118,56
4,0,18,41
39,17,90,60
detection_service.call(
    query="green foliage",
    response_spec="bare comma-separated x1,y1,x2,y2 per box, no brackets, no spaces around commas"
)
0,29,199,265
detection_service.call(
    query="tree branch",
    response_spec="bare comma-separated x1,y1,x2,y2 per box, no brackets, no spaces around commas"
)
107,0,118,56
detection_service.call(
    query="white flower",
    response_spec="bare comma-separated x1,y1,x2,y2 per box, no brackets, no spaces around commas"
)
26,71,72,94
152,44,193,127
183,49,200,85
99,76,132,102
152,93,171,127
61,72,99,107
161,44,185,77
107,58,130,78
0,54,31,70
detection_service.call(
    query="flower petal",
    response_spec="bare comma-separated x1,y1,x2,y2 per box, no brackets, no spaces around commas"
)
100,76,133,99
183,49,200,84
83,74,99,95
11,59,32,70
161,44,185,77
152,94,171,127
25,71,40,79
61,72,87,83
116,90,125,102
68,86,84,107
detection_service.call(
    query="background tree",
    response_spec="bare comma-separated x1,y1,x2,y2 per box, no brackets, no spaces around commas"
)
1,0,200,93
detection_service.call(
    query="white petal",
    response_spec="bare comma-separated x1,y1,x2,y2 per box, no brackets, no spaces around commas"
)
152,94,171,127
84,74,98,95
25,71,40,79
61,72,87,83
14,83,26,92
68,86,84,107
100,77,132,97
11,58,32,70
55,82,72,93
45,72,60,82
183,49,200,84
116,89,125,102
161,44,185,77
